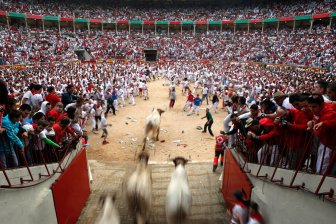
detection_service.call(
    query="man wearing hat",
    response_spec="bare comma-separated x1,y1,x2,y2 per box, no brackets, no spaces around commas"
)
273,91,293,110
212,130,228,172
247,118,280,166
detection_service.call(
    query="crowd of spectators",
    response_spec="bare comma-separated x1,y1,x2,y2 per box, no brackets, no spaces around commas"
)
0,26,335,70
1,0,335,20
0,57,336,176
0,0,335,176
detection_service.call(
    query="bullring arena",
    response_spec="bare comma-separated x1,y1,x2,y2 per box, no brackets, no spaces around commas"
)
78,79,228,223
0,0,336,224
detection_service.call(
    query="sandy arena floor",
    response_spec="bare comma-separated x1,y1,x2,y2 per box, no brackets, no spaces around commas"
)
86,79,228,163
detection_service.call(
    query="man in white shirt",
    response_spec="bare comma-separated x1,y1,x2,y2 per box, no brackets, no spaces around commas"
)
31,85,44,112
201,85,209,105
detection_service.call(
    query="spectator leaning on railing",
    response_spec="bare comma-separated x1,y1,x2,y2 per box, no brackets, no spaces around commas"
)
307,93,336,174
0,110,24,169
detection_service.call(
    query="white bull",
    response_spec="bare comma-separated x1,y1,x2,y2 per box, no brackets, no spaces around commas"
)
126,151,152,224
166,157,192,224
95,192,120,224
142,108,165,150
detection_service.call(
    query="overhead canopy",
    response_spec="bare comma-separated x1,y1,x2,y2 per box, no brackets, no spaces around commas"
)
60,17,73,22
294,15,312,21
182,20,194,25
117,20,129,24
312,13,330,19
8,12,26,19
170,21,181,25
264,18,278,23
208,20,221,25
196,21,207,25
156,21,168,25
90,19,102,23
235,19,249,24
279,17,294,22
75,18,88,23
143,21,155,25
44,15,59,21
250,19,262,23
130,20,142,25
27,14,42,20
222,20,234,24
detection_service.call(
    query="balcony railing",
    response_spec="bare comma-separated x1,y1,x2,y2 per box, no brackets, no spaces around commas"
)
231,125,336,202
0,132,81,188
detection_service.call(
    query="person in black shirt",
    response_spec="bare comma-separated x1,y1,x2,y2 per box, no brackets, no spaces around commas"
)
61,84,77,108
211,92,219,113
202,108,214,137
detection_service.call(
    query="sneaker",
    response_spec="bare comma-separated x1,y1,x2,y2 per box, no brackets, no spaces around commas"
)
202,131,206,133
213,164,218,172
102,141,109,145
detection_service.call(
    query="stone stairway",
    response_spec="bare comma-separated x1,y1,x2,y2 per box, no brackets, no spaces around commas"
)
78,160,229,224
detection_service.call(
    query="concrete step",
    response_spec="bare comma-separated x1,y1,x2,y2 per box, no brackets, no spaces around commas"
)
78,161,230,224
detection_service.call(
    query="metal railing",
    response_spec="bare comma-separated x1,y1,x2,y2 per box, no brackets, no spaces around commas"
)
0,132,80,188
232,125,336,202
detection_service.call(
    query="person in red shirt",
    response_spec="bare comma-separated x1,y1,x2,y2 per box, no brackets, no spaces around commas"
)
248,118,281,166
307,93,336,174
53,117,76,145
48,102,63,121
275,106,309,169
183,90,194,112
326,82,336,110
45,86,61,108
213,131,228,172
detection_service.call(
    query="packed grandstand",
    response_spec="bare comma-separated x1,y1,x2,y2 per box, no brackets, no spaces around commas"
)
0,0,335,223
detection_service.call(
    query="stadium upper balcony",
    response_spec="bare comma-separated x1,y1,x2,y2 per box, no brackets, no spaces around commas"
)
0,0,335,21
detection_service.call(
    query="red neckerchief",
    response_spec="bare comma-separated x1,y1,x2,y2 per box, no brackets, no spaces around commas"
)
250,212,264,222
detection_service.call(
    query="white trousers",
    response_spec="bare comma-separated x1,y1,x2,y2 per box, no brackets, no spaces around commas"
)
316,143,331,174
129,95,135,105
188,105,200,115
211,102,218,112
223,114,232,133
257,144,279,167
183,101,192,111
